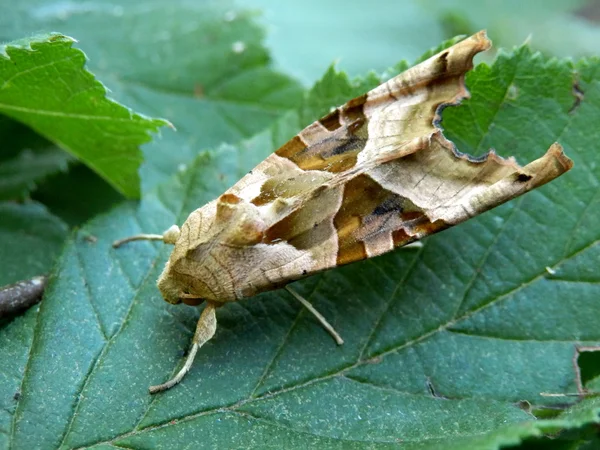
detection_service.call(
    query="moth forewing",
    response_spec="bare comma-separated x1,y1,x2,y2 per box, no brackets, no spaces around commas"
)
113,30,573,393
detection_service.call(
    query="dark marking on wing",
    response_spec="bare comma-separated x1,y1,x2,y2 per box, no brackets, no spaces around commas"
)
277,135,308,161
276,118,368,173
319,109,342,131
334,174,402,265
438,51,449,75
373,196,405,216
274,90,372,174
516,173,533,182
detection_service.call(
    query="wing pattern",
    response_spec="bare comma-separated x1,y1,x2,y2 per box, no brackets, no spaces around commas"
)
161,31,572,302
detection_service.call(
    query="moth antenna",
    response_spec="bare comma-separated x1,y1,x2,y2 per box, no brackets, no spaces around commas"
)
149,302,217,394
285,286,344,345
112,225,181,248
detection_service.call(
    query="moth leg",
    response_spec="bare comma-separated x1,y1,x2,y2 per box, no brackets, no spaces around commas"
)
149,302,217,394
285,286,344,345
112,224,181,248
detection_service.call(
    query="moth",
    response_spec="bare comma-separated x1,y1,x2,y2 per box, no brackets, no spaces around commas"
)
114,31,573,393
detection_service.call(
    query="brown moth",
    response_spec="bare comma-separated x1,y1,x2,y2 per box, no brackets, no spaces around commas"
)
114,31,573,393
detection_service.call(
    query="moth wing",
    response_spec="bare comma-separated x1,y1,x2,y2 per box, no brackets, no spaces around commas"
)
223,31,572,278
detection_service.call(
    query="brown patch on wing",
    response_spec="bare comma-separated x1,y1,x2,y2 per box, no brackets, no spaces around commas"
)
219,193,241,204
319,109,343,131
332,172,455,266
334,175,409,265
392,228,411,246
336,239,367,266
276,135,308,161
275,118,368,173
275,92,371,174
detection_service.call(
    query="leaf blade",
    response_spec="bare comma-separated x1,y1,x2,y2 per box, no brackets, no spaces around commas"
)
0,34,169,198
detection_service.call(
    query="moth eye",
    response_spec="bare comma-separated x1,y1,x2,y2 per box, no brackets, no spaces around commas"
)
182,297,204,306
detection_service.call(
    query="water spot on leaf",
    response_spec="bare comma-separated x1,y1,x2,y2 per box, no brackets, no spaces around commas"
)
232,41,246,54
224,11,237,22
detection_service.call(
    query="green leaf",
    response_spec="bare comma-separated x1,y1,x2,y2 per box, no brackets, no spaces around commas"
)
0,34,169,198
0,1,305,192
0,202,68,286
0,201,68,449
0,147,73,201
0,117,74,201
31,164,125,228
6,38,600,449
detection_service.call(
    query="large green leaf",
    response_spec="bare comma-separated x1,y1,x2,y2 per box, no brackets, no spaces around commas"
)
0,201,68,448
6,39,600,448
0,34,168,198
0,0,305,191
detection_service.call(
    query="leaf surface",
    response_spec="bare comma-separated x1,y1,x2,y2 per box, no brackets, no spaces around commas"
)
0,34,168,198
6,41,600,450
0,0,305,191
0,201,68,448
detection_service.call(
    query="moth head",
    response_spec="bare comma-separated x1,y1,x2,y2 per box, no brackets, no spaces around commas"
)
156,264,207,305
156,261,187,305
155,193,266,305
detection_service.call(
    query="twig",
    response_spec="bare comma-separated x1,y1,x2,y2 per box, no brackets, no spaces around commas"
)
0,275,48,318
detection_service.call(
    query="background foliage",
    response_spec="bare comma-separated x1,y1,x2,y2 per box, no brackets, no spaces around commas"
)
1,1,599,449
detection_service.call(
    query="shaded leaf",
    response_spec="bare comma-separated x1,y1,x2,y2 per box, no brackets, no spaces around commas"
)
31,164,125,228
0,118,74,201
0,147,73,201
0,202,68,286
